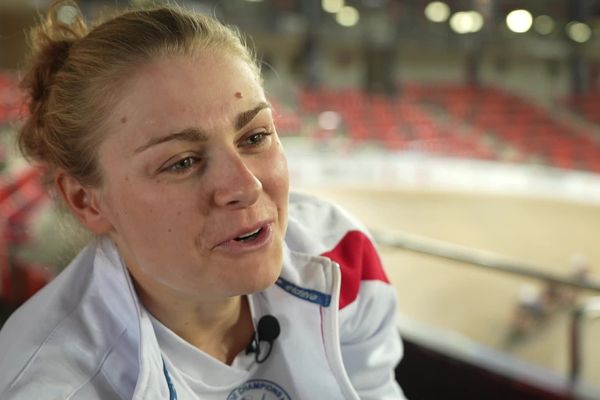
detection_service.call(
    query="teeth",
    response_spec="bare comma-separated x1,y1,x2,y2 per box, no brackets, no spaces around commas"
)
235,227,262,241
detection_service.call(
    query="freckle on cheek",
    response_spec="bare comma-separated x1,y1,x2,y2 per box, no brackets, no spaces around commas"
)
168,228,172,233
234,91,243,99
120,116,127,124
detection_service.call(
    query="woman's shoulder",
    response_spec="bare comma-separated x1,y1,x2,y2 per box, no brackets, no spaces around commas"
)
288,191,369,235
0,243,97,339
286,191,372,255
286,191,392,307
0,241,137,399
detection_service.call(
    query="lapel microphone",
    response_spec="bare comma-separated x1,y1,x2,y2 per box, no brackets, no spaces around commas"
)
245,315,281,364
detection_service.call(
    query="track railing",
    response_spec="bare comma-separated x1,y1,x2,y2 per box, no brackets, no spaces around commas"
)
372,230,600,292
372,229,600,393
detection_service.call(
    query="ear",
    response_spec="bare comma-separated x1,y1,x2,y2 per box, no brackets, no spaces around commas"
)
55,170,113,235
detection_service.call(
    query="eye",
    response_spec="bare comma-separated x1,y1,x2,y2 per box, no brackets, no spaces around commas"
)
241,131,272,148
163,156,199,174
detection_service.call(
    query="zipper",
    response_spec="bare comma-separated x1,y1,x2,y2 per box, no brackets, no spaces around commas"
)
321,261,360,400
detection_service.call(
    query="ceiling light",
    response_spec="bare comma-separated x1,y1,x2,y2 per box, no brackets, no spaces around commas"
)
506,9,533,33
425,2,451,23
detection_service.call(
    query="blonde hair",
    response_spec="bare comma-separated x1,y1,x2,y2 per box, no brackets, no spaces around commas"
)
19,0,260,186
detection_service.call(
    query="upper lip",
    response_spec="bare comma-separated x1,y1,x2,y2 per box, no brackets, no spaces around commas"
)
214,219,273,248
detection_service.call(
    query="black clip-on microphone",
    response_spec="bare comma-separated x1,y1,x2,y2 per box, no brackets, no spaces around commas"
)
246,315,280,364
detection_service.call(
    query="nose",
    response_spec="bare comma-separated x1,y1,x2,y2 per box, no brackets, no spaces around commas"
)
213,153,262,208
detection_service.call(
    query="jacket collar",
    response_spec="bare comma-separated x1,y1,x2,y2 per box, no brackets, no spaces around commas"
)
278,247,339,307
93,238,169,399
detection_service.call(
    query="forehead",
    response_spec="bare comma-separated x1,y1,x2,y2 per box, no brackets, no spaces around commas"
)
109,52,265,134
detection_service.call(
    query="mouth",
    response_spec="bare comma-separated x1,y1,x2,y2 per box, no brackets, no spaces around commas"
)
234,226,264,242
215,222,274,253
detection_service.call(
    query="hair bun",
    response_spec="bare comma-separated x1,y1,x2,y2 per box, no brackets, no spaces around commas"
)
18,1,88,166
22,1,87,110
26,39,71,107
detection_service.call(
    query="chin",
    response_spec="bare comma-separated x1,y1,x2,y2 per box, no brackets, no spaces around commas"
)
241,251,283,295
250,261,282,294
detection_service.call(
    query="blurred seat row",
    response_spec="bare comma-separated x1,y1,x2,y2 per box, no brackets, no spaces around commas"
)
297,85,600,173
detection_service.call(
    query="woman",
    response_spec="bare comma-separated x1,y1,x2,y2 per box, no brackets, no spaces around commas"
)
0,2,405,399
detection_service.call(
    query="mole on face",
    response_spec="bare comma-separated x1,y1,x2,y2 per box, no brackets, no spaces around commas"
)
120,116,127,124
234,91,243,99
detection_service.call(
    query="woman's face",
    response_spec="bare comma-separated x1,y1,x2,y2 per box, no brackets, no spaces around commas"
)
93,52,289,300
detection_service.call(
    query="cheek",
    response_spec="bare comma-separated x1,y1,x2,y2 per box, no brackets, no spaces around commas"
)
266,147,289,201
265,148,289,229
102,179,184,234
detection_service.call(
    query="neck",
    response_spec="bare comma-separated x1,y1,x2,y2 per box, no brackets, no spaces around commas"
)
135,282,254,365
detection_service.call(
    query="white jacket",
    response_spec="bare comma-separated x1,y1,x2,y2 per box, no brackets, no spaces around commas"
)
0,192,405,399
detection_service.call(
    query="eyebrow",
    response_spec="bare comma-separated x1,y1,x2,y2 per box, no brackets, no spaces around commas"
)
235,101,271,131
133,127,208,154
133,101,271,154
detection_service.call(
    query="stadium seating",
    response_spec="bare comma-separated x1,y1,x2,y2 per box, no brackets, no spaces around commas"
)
414,84,600,172
566,92,600,125
0,165,50,306
299,86,496,160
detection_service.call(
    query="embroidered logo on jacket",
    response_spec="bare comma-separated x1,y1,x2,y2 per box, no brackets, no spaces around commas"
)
227,379,291,400
275,277,331,307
